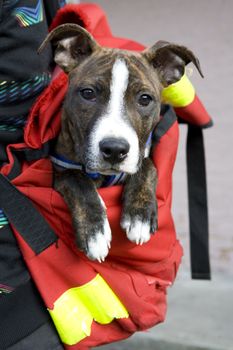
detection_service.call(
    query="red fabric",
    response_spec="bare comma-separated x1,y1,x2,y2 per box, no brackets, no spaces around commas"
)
0,3,211,348
175,94,212,127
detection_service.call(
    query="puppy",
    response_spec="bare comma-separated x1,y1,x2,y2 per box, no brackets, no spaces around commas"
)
39,24,202,262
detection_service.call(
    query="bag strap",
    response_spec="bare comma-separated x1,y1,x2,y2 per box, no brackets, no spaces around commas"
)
153,104,177,143
186,125,211,279
155,107,211,279
0,174,57,254
154,106,211,279
7,141,51,181
0,174,57,347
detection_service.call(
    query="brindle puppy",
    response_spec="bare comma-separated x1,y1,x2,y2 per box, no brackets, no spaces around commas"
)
39,24,202,262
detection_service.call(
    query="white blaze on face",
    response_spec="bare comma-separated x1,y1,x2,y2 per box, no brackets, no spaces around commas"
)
88,58,140,174
109,58,129,117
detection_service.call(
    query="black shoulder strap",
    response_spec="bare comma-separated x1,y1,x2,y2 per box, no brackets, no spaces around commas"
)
186,125,211,279
0,174,57,254
159,106,211,279
0,173,57,347
153,104,177,143
7,141,51,181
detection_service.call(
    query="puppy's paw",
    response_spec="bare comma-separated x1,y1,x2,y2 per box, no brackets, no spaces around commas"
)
86,217,111,262
121,216,151,245
121,202,158,245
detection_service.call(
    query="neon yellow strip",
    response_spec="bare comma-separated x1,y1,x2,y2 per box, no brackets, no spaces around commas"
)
48,274,129,345
162,74,195,107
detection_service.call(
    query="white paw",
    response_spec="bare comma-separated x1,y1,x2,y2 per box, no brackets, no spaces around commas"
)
121,217,151,245
86,218,111,262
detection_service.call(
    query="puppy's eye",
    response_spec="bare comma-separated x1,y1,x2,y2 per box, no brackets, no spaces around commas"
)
138,94,153,107
80,88,96,101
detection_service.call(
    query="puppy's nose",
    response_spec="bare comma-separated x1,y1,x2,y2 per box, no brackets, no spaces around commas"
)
99,138,130,164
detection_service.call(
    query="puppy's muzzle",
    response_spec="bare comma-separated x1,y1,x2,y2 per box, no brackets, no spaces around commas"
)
99,137,130,164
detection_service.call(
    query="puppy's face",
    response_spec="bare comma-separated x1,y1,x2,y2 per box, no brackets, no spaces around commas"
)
39,24,202,173
64,50,161,175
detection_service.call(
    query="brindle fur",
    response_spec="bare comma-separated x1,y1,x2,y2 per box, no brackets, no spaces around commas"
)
40,24,202,260
121,158,158,235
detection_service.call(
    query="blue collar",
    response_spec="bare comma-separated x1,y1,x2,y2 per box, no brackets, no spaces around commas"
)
50,132,153,187
50,154,127,187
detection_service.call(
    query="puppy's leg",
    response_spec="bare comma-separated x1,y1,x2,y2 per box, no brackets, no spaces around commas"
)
55,170,111,261
121,158,158,245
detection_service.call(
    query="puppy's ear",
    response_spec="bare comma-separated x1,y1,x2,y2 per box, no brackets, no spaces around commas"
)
38,24,100,73
143,41,203,87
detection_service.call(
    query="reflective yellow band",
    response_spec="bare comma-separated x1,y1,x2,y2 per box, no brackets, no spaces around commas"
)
48,274,129,345
162,74,195,107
